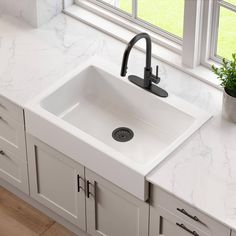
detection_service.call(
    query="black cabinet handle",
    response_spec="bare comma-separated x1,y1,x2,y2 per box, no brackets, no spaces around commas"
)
177,208,206,226
86,180,91,198
77,175,84,192
176,223,199,236
86,180,95,198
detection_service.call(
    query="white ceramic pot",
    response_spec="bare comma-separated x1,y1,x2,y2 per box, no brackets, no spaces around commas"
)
222,88,236,123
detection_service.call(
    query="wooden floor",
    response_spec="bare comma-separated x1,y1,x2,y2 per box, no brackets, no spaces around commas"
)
0,186,77,236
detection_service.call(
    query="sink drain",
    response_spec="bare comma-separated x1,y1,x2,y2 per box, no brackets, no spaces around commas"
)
112,127,134,142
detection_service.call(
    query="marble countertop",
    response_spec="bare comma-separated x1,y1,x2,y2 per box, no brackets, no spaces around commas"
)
1,12,236,231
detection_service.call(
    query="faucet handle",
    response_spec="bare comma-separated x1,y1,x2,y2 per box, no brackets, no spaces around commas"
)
156,65,161,80
151,66,160,84
156,65,159,77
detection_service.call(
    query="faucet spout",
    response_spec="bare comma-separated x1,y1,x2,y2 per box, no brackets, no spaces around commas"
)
120,33,168,98
121,33,152,77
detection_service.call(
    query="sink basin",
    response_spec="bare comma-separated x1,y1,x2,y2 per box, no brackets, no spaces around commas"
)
25,57,211,200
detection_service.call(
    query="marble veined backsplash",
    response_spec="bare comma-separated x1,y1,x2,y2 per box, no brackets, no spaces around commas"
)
0,0,64,27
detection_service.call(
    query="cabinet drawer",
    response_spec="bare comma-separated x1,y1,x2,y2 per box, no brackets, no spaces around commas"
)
157,205,208,236
151,186,230,236
0,112,26,160
0,95,24,124
0,147,29,194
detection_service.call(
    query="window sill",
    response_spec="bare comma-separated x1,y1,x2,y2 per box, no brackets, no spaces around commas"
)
63,3,221,90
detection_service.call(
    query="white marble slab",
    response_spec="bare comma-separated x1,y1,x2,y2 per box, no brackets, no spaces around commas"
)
0,0,37,26
0,0,64,27
0,12,236,230
147,113,236,230
37,0,63,26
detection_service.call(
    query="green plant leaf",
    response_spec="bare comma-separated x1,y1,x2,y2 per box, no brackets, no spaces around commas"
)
212,53,236,96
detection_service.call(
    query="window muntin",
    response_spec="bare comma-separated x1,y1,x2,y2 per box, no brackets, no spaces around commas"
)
98,0,132,14
225,0,236,6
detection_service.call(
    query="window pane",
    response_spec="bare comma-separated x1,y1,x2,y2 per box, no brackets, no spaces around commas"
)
217,7,236,59
99,0,132,14
137,0,184,38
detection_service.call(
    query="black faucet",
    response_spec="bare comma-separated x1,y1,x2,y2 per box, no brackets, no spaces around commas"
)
121,33,168,98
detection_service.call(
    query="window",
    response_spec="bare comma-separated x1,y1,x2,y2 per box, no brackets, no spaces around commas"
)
212,0,236,60
74,0,236,69
87,0,185,44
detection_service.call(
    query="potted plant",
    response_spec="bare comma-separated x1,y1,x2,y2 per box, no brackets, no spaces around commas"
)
212,53,236,123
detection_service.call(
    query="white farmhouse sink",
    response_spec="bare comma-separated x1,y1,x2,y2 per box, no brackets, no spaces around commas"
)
25,57,211,200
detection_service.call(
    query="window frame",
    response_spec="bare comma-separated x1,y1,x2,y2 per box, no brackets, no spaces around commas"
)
74,0,235,69
83,0,183,45
210,0,236,62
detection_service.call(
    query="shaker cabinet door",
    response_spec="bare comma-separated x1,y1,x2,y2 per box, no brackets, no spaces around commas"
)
27,135,86,230
85,169,149,236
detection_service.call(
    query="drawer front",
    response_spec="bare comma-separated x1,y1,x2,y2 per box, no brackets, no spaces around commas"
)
0,95,24,124
151,186,230,236
157,205,208,236
0,112,26,160
0,147,29,194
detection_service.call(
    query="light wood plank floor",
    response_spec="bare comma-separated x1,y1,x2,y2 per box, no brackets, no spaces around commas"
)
0,186,77,236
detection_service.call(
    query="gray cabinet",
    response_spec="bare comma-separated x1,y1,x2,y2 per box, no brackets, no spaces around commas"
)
150,205,208,236
27,135,86,230
0,147,28,193
232,231,236,236
86,169,149,236
27,135,149,236
149,185,230,236
0,96,28,194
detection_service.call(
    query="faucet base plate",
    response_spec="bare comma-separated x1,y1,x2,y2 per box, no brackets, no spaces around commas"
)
128,75,168,98
128,75,146,87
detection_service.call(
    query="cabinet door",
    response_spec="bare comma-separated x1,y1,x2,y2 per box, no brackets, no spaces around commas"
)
232,231,236,236
150,205,208,236
27,135,86,230
86,169,149,236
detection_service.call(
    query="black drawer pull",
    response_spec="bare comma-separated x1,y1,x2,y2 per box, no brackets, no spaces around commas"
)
0,150,5,156
177,208,206,226
77,175,84,192
176,223,199,236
